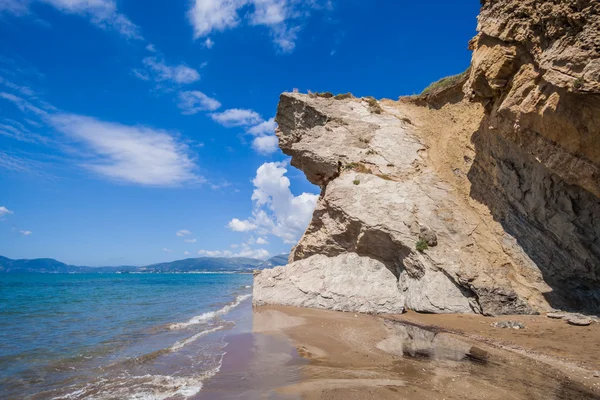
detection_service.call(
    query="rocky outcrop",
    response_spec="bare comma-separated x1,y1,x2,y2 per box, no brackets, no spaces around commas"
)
253,253,405,314
253,0,600,315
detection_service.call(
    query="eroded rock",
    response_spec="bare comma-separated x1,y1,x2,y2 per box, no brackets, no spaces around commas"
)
253,253,405,314
253,0,600,316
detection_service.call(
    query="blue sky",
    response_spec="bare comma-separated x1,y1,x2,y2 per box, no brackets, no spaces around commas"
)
0,0,480,266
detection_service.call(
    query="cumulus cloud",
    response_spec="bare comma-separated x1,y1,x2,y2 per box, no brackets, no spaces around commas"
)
184,238,197,243
177,229,192,237
187,0,329,52
48,114,201,186
2,0,143,39
227,162,317,244
210,108,262,127
184,251,191,256
135,57,200,85
204,37,215,48
178,91,221,115
0,206,13,217
255,237,268,245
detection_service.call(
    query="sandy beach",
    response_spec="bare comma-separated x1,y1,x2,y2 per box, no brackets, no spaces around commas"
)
199,305,600,399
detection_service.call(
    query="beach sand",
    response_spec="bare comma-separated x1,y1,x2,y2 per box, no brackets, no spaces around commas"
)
198,305,600,399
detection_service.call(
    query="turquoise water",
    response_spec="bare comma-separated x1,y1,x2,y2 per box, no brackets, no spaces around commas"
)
0,273,253,399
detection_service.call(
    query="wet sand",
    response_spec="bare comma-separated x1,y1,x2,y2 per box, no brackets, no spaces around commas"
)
199,305,600,399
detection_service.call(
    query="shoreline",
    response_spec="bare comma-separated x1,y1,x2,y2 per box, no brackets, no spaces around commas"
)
199,304,600,399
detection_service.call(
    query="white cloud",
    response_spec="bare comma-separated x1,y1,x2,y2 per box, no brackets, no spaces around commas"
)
188,0,244,39
249,0,287,25
187,0,329,52
178,91,221,115
177,229,192,237
20,230,32,236
247,117,276,136
270,24,301,53
209,110,279,155
184,251,190,256
162,247,172,253
0,92,47,116
0,206,13,217
256,237,268,245
230,244,239,248
197,245,270,260
146,44,156,52
210,108,263,127
252,135,278,155
138,57,200,85
48,114,201,186
204,37,215,48
39,0,142,39
0,76,35,96
227,218,257,232
184,238,197,243
131,69,150,81
198,249,230,257
228,162,318,244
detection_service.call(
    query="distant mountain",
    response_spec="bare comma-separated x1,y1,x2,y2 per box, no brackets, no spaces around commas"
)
258,254,289,269
0,254,290,274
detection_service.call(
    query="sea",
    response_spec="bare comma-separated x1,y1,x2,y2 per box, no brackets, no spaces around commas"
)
0,273,254,399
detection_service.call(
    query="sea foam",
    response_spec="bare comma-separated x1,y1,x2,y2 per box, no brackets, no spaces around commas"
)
169,294,251,330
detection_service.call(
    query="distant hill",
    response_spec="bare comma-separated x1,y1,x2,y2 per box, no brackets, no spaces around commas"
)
258,254,289,269
0,254,289,274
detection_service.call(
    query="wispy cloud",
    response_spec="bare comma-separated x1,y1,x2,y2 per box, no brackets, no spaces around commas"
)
210,108,262,127
0,0,31,16
184,238,197,243
247,117,276,136
135,57,201,85
48,114,202,186
1,0,142,39
177,91,221,115
227,218,257,232
177,229,192,237
197,244,270,260
162,247,172,253
0,206,13,217
0,92,48,116
204,38,215,48
227,161,317,244
19,230,32,236
0,76,35,96
187,0,331,52
0,120,49,144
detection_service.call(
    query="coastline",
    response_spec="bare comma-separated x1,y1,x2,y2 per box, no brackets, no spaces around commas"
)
199,304,600,399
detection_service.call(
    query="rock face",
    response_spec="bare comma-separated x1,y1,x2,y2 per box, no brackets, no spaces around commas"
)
253,0,600,315
465,0,600,312
253,253,405,314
